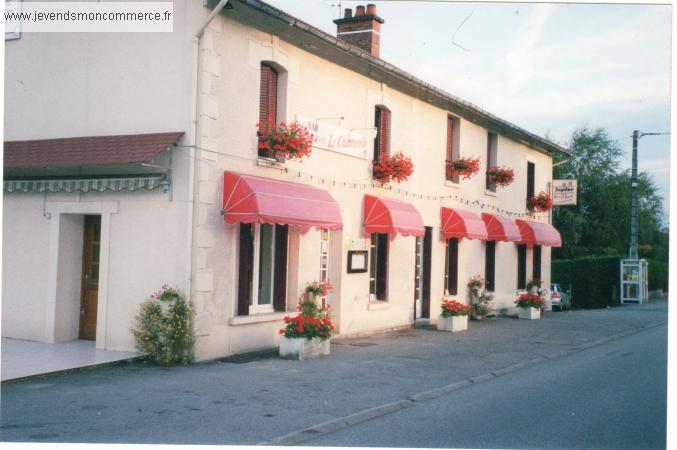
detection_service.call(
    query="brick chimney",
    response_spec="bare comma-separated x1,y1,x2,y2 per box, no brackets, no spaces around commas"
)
333,4,384,58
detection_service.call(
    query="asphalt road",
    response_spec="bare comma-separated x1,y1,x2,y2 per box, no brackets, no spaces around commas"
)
303,324,668,449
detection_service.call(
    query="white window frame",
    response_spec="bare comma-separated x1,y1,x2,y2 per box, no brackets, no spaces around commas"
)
249,223,276,314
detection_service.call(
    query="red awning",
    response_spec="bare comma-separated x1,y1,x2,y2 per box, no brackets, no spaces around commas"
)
516,219,562,247
440,207,487,240
222,171,342,230
481,213,521,242
363,194,424,237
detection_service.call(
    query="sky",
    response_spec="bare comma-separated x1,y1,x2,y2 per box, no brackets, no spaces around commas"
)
265,0,672,220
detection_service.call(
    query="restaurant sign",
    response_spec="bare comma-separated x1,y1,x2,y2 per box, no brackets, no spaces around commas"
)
297,115,370,159
552,179,578,205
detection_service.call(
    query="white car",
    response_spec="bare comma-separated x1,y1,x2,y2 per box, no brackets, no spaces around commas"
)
550,283,571,310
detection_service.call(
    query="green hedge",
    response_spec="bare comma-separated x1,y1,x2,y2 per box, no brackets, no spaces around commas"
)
552,256,621,309
553,256,669,308
647,259,668,292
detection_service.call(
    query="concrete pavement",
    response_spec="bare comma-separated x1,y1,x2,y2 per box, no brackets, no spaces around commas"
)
0,300,667,445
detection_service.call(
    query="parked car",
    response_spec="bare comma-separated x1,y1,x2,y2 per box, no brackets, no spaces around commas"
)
550,283,571,310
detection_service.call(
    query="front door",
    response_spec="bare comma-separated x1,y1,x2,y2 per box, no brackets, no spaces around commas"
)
79,215,101,340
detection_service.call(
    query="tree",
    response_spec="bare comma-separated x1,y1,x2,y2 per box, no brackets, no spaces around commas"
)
552,127,667,261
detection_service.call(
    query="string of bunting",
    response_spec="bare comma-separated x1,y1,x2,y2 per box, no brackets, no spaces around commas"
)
175,144,550,219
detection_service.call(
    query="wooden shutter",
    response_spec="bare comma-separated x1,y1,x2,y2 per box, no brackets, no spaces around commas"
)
447,238,459,295
446,116,453,161
259,64,277,125
237,223,255,316
379,107,391,158
527,162,535,199
273,224,288,312
533,245,542,280
421,227,432,318
517,244,527,289
485,241,496,292
376,233,388,300
373,108,382,162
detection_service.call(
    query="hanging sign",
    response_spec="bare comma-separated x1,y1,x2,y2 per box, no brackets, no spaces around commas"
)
552,179,577,205
296,115,370,159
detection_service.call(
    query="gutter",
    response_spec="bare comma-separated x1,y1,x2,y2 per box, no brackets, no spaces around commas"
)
235,0,570,157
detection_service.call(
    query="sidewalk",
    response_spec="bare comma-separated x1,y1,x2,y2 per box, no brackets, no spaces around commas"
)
1,338,137,381
0,300,667,445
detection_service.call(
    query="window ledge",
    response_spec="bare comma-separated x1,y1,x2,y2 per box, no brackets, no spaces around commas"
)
444,180,460,189
368,301,390,311
256,157,286,170
484,189,497,197
229,311,288,326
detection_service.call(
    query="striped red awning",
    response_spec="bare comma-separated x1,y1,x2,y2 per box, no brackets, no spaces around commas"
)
481,213,521,242
441,207,487,240
516,219,562,247
363,194,424,237
222,171,342,230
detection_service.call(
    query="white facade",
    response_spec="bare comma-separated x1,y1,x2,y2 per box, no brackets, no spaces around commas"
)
3,0,563,359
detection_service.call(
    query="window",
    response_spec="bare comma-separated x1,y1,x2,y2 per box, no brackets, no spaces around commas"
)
486,132,498,191
373,106,391,164
517,244,527,289
526,161,535,206
369,233,389,301
533,245,542,280
259,63,278,157
485,241,496,292
446,115,460,182
237,222,288,315
444,238,459,295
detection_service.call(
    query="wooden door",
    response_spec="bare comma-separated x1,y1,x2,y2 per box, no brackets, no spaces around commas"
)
421,227,432,319
79,215,101,340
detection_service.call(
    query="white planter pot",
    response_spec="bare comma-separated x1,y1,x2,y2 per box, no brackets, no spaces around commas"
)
518,307,541,320
437,315,468,332
279,336,331,360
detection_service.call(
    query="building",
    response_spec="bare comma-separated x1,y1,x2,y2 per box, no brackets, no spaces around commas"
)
3,0,567,359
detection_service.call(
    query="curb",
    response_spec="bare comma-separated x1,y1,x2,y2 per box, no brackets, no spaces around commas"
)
258,320,667,446
1,356,142,384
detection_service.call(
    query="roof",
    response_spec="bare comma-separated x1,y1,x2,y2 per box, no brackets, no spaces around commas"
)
223,0,570,157
4,132,184,169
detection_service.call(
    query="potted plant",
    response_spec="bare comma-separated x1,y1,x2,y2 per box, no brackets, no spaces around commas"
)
437,299,472,332
527,191,554,212
257,121,314,161
515,293,545,320
373,152,414,185
279,282,334,360
472,291,495,320
132,285,195,365
486,165,515,187
446,156,480,180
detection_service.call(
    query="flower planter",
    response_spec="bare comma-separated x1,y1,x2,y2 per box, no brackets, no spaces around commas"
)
279,336,330,360
518,307,541,320
437,315,468,332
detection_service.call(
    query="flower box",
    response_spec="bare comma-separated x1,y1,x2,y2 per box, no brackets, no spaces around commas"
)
279,336,330,360
527,191,554,212
518,307,541,320
373,152,414,185
446,156,480,180
486,166,515,187
437,315,468,332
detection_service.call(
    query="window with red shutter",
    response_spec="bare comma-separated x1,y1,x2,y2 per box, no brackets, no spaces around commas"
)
259,64,278,158
373,106,391,178
446,116,460,182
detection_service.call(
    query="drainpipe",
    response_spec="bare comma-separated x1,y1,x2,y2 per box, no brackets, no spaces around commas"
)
185,0,229,298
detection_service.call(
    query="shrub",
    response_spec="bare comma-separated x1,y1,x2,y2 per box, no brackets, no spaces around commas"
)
552,256,621,308
132,285,194,365
647,259,668,292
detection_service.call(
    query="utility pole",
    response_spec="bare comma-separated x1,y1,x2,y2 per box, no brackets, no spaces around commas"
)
629,130,639,259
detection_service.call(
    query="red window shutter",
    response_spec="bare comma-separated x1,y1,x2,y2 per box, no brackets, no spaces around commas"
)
379,108,391,157
237,223,254,316
446,116,453,161
259,64,278,125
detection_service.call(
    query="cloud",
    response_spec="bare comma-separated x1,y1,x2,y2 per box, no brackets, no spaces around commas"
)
504,4,556,94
